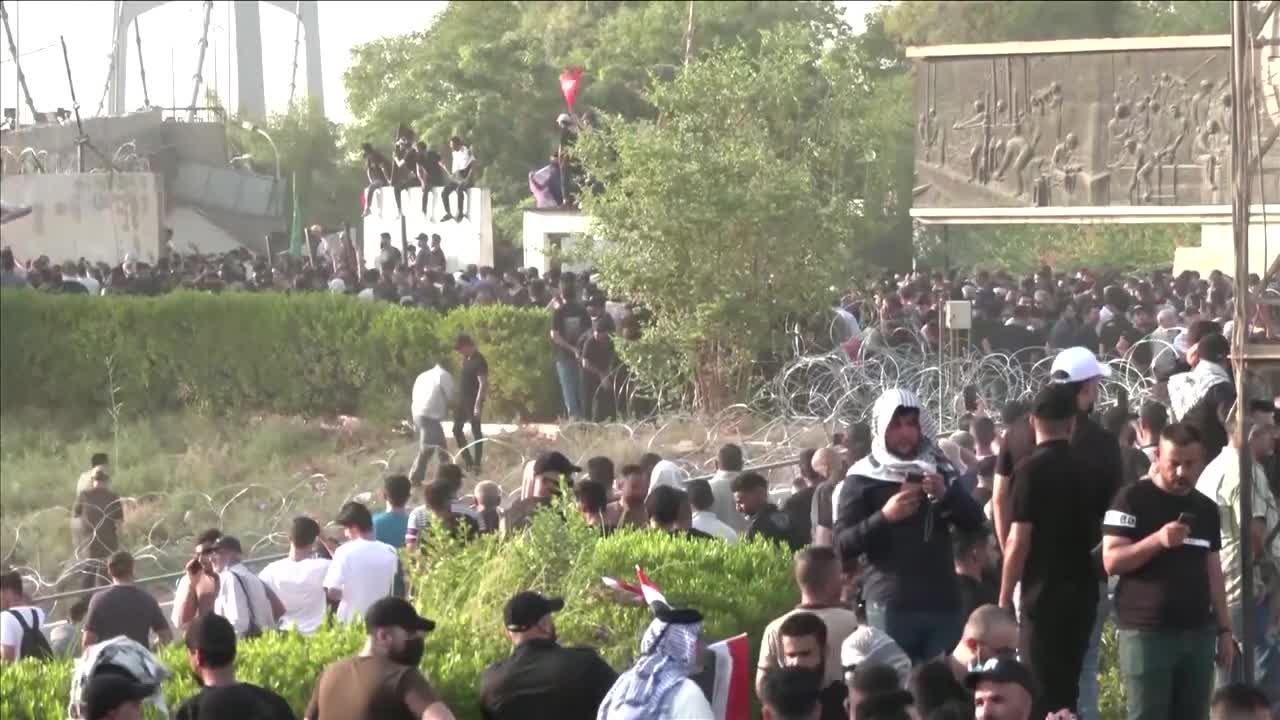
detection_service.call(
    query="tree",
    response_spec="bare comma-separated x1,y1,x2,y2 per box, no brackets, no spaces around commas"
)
227,100,363,231
343,1,850,251
575,27,876,410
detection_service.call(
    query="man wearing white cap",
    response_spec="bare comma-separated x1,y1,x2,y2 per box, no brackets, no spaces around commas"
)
992,346,1124,720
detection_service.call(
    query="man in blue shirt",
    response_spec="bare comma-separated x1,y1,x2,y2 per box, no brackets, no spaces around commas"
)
372,475,412,548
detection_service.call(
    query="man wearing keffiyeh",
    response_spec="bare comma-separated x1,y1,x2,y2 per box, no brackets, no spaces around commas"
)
598,603,714,720
834,388,987,663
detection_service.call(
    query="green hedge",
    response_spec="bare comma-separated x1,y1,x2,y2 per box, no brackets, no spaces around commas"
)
0,291,561,421
0,507,796,719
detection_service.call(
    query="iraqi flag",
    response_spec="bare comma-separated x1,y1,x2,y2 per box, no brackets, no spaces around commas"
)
704,634,751,720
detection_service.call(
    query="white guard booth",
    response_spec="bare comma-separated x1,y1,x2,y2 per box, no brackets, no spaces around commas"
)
521,208,597,274
362,186,494,270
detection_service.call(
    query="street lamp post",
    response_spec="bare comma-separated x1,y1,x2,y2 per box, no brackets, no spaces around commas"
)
241,121,280,181
241,121,281,214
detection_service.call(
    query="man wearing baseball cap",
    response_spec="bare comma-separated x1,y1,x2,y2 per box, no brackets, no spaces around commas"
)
80,673,156,720
305,596,454,720
966,655,1036,720
991,347,1123,720
480,591,616,719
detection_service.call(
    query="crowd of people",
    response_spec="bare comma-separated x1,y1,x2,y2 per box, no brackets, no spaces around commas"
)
6,337,1280,720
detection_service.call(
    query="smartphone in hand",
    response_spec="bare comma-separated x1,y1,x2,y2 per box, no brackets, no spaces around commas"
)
1177,512,1194,525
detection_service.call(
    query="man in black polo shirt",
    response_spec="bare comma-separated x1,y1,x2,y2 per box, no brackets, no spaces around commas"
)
479,591,617,720
998,383,1099,718
733,472,803,550
1103,423,1232,720
453,334,488,472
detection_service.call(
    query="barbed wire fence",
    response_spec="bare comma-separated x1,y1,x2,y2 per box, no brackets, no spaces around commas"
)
4,318,1255,616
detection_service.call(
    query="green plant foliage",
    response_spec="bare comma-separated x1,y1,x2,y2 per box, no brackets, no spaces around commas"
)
915,224,1201,276
575,26,892,409
0,505,796,720
0,293,558,421
342,1,849,250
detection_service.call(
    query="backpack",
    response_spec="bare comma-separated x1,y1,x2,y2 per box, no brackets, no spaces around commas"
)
6,609,53,661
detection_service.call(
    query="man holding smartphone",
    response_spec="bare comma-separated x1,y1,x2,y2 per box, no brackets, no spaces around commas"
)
1102,423,1232,720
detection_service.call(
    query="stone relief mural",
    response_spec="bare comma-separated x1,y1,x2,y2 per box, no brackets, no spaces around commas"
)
912,47,1280,210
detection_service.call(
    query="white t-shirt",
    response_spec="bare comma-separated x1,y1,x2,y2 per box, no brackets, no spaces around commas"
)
663,678,714,719
0,606,48,659
323,537,398,623
214,563,277,638
259,557,331,635
411,366,455,420
691,511,738,543
452,146,474,175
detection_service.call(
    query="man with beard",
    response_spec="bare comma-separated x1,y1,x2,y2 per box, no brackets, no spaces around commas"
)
1103,423,1231,720
765,612,845,720
835,389,987,662
479,592,617,719
173,614,293,720
305,597,455,719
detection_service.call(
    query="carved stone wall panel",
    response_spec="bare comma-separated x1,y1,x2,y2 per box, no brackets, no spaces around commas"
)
912,45,1279,212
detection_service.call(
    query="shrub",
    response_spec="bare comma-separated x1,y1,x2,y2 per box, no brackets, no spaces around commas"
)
0,504,797,719
0,292,560,421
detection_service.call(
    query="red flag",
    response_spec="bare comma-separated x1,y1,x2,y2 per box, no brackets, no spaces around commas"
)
707,634,751,720
560,67,584,111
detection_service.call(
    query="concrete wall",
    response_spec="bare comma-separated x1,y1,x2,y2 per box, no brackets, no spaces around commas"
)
0,172,162,264
362,186,494,270
164,206,247,257
0,109,227,174
1174,224,1280,278
522,210,595,273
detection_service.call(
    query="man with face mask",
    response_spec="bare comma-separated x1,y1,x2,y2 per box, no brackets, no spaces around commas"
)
305,597,454,720
1103,423,1231,720
479,591,617,719
835,389,987,662
173,614,293,720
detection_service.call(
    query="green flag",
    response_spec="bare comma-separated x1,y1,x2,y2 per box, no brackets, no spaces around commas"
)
289,172,303,256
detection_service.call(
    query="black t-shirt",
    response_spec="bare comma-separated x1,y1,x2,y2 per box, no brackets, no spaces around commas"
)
418,150,446,185
998,413,1122,531
782,486,817,546
1103,480,1221,630
1011,440,1101,609
579,334,616,376
174,683,295,720
459,351,488,406
747,503,804,551
552,302,591,361
957,573,998,621
818,681,848,720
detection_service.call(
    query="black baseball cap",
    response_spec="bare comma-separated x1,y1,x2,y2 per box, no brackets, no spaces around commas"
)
533,451,581,476
82,673,157,720
210,535,242,553
365,596,437,633
504,591,564,631
964,656,1036,696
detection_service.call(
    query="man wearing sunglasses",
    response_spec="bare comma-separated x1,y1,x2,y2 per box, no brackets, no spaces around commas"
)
172,529,224,632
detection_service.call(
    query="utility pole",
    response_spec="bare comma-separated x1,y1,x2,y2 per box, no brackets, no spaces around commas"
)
1229,0,1256,686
